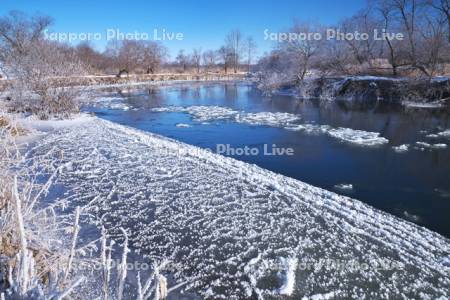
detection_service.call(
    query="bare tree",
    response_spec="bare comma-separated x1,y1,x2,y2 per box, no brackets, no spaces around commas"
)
340,8,383,70
0,10,52,57
217,46,233,74
75,42,107,73
176,49,189,72
202,50,217,72
0,11,86,118
281,21,325,82
225,29,243,73
191,48,202,73
243,36,257,73
427,0,450,42
141,41,168,74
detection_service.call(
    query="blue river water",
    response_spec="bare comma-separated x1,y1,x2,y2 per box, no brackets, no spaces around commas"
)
85,82,450,238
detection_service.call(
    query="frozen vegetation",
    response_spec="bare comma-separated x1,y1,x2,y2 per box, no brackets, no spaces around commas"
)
23,116,450,299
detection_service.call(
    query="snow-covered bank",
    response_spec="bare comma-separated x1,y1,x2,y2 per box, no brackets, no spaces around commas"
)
24,116,450,299
266,76,450,107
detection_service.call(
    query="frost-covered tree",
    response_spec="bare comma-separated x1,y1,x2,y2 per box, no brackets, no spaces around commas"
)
0,11,87,119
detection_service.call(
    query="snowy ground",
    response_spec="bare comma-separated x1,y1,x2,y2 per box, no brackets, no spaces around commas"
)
24,117,450,299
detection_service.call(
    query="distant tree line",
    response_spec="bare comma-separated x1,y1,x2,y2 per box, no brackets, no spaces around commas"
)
0,12,257,79
256,0,450,87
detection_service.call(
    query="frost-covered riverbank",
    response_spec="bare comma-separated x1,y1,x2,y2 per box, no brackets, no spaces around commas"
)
23,115,450,299
261,76,450,108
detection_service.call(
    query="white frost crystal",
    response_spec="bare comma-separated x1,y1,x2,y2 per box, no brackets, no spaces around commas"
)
27,117,450,299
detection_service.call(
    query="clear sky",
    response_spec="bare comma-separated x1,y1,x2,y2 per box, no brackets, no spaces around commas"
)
0,0,366,58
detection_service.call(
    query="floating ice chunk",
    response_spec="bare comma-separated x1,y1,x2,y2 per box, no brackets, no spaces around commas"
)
108,103,130,110
403,211,421,223
426,134,439,138
276,257,298,296
151,106,184,112
186,106,239,122
432,143,448,149
327,127,389,146
175,123,191,128
434,188,450,198
237,112,300,127
285,124,330,134
287,124,388,146
415,141,447,150
416,141,431,148
151,106,388,147
94,96,132,110
334,183,353,192
392,144,409,153
151,105,239,122
437,129,450,138
403,101,444,108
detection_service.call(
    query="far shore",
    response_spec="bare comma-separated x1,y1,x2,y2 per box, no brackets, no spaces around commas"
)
0,72,248,92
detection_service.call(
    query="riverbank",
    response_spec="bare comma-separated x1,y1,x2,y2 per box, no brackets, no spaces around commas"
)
263,76,450,108
0,73,247,92
21,114,450,299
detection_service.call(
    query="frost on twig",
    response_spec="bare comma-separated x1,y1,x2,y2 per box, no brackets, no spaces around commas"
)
117,227,129,300
62,206,80,284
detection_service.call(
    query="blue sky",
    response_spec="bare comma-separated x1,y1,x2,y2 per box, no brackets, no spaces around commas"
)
0,0,366,58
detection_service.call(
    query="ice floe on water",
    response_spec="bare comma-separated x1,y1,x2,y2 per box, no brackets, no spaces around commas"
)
415,141,448,150
152,105,239,122
93,96,132,111
393,142,448,152
287,124,388,146
327,127,388,146
152,105,301,127
236,112,301,127
285,124,331,134
175,123,191,128
26,117,450,299
392,144,410,153
152,105,389,147
437,129,450,138
403,211,421,223
334,183,353,192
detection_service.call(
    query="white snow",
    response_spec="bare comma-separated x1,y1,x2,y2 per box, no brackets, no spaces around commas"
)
18,113,95,132
24,117,450,299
